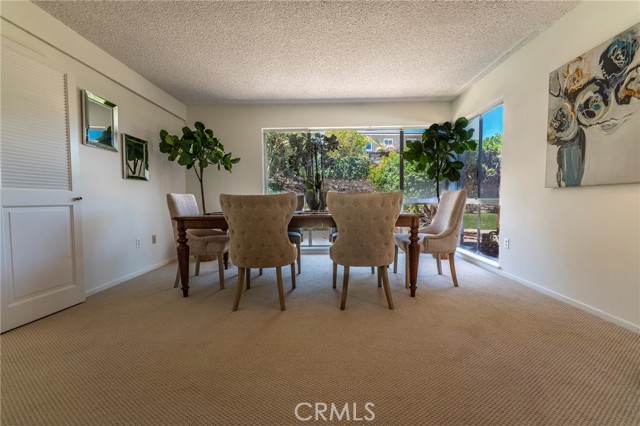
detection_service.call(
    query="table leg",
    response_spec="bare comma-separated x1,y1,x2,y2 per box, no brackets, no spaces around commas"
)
408,218,420,297
176,221,190,297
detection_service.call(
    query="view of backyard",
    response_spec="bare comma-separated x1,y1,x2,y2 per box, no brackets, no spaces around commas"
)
458,105,503,259
265,129,435,196
265,108,503,260
464,212,497,230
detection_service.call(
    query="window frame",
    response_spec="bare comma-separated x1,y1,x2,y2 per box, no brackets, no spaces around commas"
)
453,102,503,260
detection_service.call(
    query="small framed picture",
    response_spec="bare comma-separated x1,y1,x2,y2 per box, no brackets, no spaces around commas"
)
122,134,149,181
82,90,118,151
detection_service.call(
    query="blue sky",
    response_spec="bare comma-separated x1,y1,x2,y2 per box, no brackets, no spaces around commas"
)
482,104,504,137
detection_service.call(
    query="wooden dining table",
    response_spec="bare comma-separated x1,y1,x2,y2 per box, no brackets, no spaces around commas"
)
173,211,422,297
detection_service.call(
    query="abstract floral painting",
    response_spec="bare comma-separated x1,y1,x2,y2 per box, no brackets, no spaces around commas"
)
546,23,639,188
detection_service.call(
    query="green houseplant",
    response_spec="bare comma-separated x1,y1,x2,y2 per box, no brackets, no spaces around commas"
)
159,122,240,213
287,132,339,210
403,117,476,200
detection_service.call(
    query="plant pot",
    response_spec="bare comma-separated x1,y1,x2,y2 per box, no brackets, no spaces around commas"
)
304,189,322,211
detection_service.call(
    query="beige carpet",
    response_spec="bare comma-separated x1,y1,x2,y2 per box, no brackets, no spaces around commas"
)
1,254,639,425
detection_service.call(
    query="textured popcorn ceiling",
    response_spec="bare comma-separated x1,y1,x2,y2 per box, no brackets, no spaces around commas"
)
33,1,578,103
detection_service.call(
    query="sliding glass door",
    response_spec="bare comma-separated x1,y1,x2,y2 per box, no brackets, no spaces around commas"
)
457,104,503,260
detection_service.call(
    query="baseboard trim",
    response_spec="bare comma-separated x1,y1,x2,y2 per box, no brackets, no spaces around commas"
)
456,252,640,333
300,246,330,254
85,257,176,297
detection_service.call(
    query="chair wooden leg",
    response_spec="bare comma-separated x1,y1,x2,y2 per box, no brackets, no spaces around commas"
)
259,268,263,276
224,252,229,270
377,266,382,287
195,256,201,276
449,253,459,287
233,267,245,311
382,266,394,310
276,266,286,311
218,255,225,290
174,267,180,288
371,266,374,274
296,242,301,274
246,268,251,289
436,254,442,275
405,250,410,289
340,266,350,310
393,245,398,273
333,262,337,289
290,262,296,289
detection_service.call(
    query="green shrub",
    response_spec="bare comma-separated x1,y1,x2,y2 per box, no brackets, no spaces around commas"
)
368,152,436,197
326,156,370,180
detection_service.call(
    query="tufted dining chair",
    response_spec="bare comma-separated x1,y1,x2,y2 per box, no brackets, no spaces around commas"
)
394,190,467,287
287,193,305,274
327,191,403,310
329,230,377,277
220,193,298,311
167,193,230,289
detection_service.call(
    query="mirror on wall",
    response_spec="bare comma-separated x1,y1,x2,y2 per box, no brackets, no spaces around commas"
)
82,90,118,151
122,134,149,181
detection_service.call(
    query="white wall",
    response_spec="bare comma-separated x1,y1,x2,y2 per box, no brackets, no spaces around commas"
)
1,3,187,294
453,1,640,330
187,102,451,210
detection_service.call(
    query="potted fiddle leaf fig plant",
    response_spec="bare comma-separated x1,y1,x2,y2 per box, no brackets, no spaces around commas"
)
403,117,476,200
159,122,240,213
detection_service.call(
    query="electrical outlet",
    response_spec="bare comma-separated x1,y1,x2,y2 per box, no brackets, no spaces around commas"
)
503,238,510,249
136,238,141,249
151,234,157,244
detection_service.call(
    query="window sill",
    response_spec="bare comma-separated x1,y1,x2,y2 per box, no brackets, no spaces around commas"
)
300,246,330,254
456,248,501,269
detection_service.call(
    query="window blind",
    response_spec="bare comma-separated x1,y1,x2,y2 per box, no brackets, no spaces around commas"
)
1,46,71,190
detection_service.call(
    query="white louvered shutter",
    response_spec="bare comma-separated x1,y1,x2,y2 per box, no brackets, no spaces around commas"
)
1,46,71,190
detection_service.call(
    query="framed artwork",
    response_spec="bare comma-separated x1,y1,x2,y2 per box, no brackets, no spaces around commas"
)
546,23,639,188
122,134,149,181
82,90,118,151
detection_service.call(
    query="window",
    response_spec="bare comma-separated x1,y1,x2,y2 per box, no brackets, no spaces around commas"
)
263,115,502,256
264,129,433,196
264,128,433,247
456,104,503,260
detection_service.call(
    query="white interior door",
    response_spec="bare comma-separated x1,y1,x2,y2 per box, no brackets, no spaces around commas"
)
1,37,85,333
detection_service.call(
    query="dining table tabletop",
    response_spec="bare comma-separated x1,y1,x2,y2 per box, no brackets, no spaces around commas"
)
173,211,422,297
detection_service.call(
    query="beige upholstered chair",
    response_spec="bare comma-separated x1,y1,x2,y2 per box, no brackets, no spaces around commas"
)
256,194,303,280
287,194,305,274
220,193,298,311
166,193,230,289
394,190,467,287
327,191,403,310
330,230,377,277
